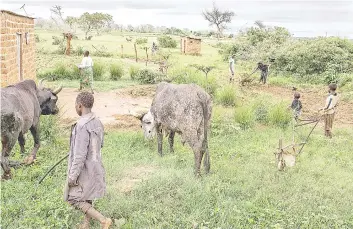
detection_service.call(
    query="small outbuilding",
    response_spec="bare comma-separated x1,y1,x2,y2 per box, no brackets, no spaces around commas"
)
1,10,36,87
180,36,201,55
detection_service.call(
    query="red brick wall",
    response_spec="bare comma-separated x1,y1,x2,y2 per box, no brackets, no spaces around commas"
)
0,11,36,87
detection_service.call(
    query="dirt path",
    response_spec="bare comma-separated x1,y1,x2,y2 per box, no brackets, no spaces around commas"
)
249,84,353,126
58,83,353,130
58,85,156,129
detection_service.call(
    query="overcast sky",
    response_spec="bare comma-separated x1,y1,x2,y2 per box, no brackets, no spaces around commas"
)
2,0,353,38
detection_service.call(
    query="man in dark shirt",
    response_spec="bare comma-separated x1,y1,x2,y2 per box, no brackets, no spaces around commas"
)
251,62,269,84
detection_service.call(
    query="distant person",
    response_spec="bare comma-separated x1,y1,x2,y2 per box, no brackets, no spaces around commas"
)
319,83,339,138
229,54,235,83
151,42,157,56
64,92,112,228
78,51,94,94
251,62,269,84
291,92,302,121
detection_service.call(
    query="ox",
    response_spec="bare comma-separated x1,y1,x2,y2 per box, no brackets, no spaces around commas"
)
1,79,62,179
134,82,212,176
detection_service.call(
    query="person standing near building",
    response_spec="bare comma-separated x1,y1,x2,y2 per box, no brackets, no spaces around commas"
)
78,51,94,94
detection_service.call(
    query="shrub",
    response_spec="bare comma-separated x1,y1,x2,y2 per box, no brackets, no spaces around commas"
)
40,115,59,143
267,102,292,128
109,63,124,80
251,99,270,124
215,85,238,107
135,69,164,84
75,45,84,56
52,36,62,45
93,45,113,57
35,34,40,42
129,65,140,80
234,106,255,130
93,62,105,81
38,64,80,81
158,35,177,48
136,38,148,45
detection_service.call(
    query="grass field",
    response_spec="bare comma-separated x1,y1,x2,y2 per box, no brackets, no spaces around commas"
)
1,29,353,228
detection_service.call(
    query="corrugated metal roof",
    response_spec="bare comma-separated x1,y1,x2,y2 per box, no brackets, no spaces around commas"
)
0,10,35,19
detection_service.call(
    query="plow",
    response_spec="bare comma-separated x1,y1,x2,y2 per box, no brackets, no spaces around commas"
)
275,114,322,171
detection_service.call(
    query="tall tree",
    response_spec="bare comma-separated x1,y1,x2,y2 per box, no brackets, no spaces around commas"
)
202,3,235,38
78,12,113,40
65,16,79,33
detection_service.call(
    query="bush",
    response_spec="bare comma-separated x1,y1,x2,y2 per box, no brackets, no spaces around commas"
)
215,85,238,107
93,62,105,81
234,106,255,130
35,34,40,42
135,69,164,84
129,65,140,80
93,45,113,57
38,64,80,81
274,37,353,78
170,67,218,96
158,35,177,48
75,45,84,56
52,36,62,45
109,63,124,80
251,99,270,124
267,102,292,128
136,38,148,45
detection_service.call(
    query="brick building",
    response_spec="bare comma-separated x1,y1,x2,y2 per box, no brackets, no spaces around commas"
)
1,10,36,87
180,36,201,55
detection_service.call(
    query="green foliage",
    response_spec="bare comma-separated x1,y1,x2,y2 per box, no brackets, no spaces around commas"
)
109,63,124,80
136,37,148,45
274,37,353,77
93,45,113,57
234,105,255,129
129,65,140,80
170,66,218,96
38,63,79,81
215,85,238,107
52,36,62,45
220,27,291,61
158,35,177,48
74,45,84,56
251,99,270,124
135,69,165,84
78,12,113,39
267,102,292,128
93,62,105,81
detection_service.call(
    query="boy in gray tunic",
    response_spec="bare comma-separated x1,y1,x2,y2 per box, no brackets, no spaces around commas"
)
64,92,112,229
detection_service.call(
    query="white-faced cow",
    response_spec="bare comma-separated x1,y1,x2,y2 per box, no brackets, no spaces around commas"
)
133,82,212,176
1,79,62,179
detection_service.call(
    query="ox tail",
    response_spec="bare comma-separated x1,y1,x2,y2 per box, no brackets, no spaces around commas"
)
199,93,211,172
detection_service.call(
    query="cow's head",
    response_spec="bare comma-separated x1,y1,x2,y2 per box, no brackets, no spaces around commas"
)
37,79,62,115
131,109,157,139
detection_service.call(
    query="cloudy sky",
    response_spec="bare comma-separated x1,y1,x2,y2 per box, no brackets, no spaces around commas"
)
2,0,353,38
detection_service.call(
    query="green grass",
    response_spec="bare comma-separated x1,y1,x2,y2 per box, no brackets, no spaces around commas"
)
4,28,351,228
2,113,353,228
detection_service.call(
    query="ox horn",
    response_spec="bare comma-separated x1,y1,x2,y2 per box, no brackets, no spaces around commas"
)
129,108,149,119
38,78,45,89
52,85,63,95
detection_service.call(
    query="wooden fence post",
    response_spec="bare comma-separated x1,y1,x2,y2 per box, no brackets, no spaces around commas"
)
121,44,124,58
145,47,148,66
134,43,138,62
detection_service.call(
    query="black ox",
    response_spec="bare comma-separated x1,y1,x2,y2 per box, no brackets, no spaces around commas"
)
1,79,62,179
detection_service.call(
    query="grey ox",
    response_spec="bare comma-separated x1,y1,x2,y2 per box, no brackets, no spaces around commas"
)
1,79,62,179
135,82,212,175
